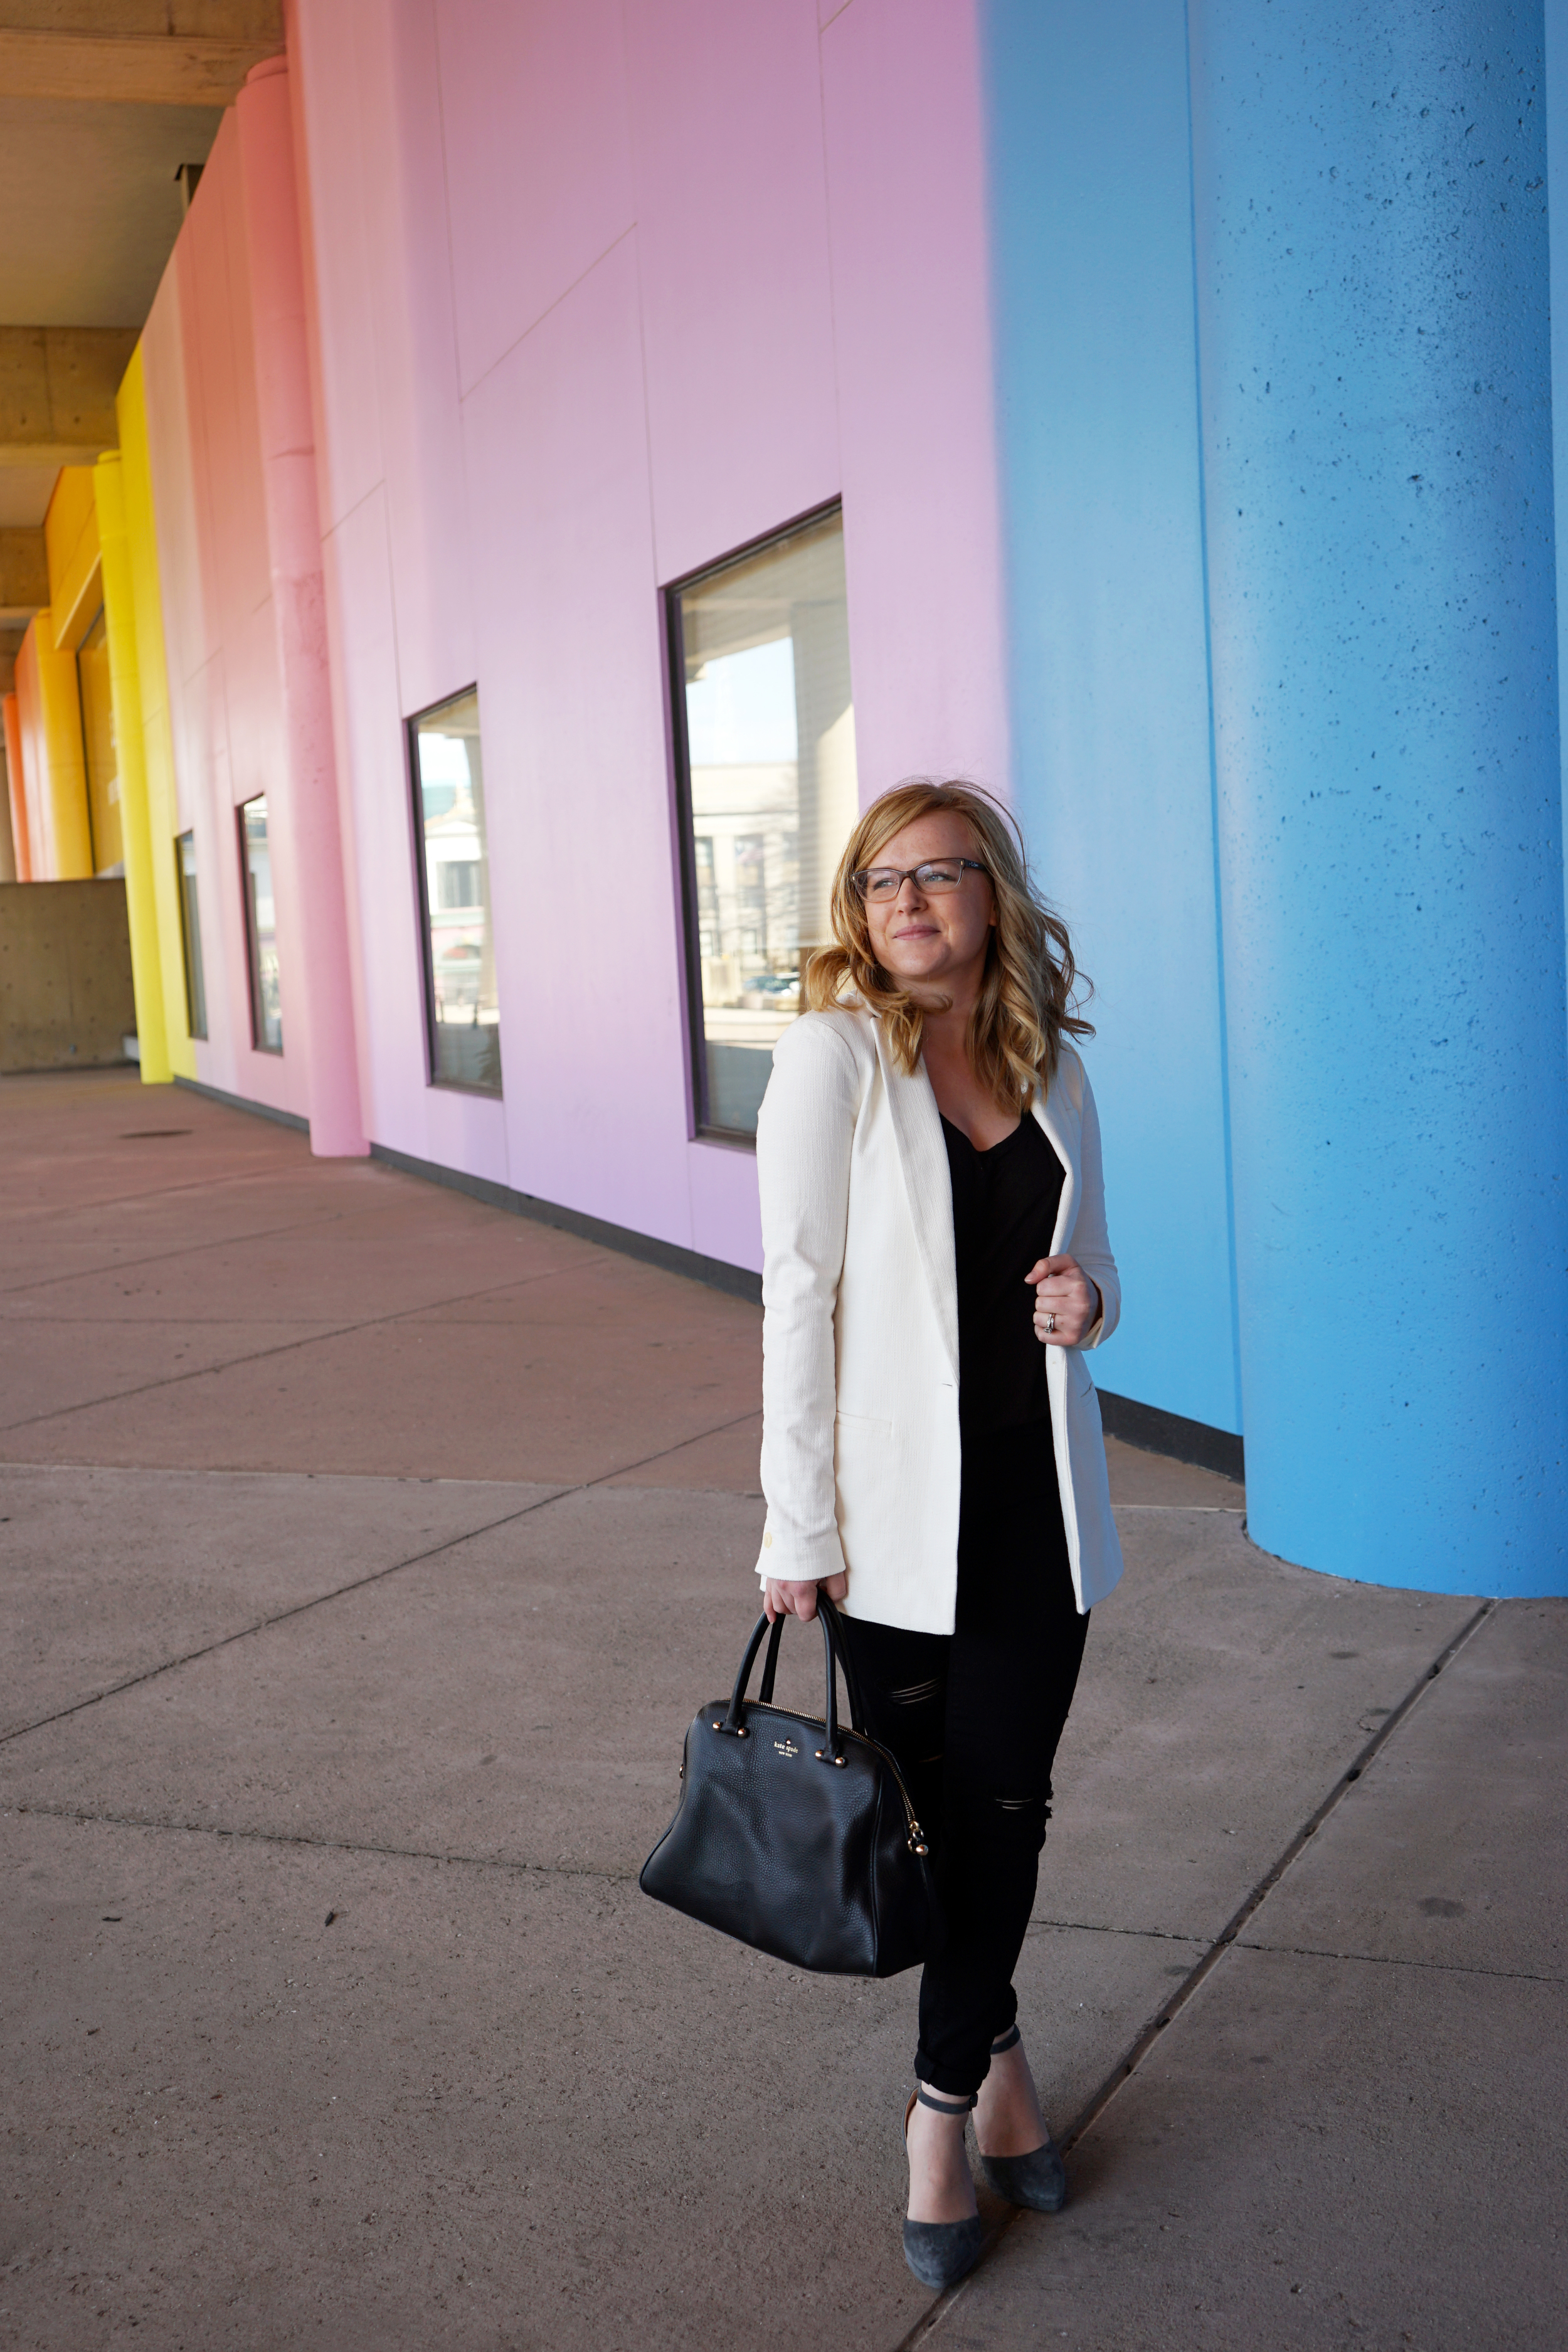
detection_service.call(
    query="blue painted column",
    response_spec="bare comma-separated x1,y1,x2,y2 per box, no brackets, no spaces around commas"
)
981,0,1243,1439
1189,0,1568,1592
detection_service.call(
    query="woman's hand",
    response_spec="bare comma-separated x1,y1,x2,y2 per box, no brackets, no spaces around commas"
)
1026,1253,1103,1347
765,1572,849,1624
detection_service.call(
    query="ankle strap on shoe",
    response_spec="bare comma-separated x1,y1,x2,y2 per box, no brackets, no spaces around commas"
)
915,2085,978,2115
990,2024,1022,2055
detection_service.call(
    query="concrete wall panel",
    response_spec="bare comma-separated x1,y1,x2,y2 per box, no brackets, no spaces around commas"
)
0,877,135,1072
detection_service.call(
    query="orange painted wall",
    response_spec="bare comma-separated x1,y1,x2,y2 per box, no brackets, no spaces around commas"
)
2,694,29,881
14,619,93,882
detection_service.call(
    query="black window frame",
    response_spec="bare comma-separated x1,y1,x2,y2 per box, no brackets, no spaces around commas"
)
405,684,502,1098
665,497,845,1147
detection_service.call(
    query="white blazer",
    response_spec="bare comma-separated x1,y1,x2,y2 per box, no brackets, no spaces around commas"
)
753,1005,1124,1634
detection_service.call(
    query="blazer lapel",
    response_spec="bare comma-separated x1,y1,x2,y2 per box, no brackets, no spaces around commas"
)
874,1020,961,1381
1032,1062,1081,1256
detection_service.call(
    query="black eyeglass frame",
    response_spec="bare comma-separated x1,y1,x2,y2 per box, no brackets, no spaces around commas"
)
850,857,988,900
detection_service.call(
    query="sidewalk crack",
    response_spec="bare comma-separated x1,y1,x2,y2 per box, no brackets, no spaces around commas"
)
0,1409,763,1747
891,1595,1499,2351
1233,1935,1561,1986
7,1799,635,1885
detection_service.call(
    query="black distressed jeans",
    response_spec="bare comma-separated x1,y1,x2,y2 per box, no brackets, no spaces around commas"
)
837,1418,1088,2099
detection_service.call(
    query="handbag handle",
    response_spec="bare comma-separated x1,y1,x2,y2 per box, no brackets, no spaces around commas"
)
724,1599,854,1761
754,1597,868,1727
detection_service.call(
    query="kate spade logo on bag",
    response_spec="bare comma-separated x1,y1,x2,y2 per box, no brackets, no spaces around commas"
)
773,1738,800,1759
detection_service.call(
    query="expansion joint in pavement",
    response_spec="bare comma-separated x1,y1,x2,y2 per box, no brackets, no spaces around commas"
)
0,1195,354,1308
1232,1936,1562,1986
888,1595,1500,2352
5,1799,635,1885
0,1410,763,1750
0,1254,596,1438
0,1492,564,1746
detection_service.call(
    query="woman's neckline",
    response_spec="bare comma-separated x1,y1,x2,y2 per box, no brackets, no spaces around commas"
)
940,1111,1027,1158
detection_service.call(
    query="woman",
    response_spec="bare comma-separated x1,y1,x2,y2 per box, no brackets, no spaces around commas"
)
755,778,1122,2291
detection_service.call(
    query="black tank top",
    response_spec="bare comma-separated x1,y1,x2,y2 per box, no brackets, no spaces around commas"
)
941,1112,1066,1434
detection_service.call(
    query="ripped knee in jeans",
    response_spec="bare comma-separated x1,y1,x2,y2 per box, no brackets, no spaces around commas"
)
989,1791,1052,1852
889,1678,941,1708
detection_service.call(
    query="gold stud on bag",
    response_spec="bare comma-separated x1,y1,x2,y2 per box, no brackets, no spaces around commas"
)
639,1596,937,1978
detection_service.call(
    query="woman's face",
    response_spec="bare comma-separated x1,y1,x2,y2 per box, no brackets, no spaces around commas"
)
861,811,995,997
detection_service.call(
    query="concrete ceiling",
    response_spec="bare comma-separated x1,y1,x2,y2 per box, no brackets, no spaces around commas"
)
0,461,61,529
0,2,281,572
0,95,225,330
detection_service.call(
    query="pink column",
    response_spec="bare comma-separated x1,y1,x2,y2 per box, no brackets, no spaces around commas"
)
235,53,366,1156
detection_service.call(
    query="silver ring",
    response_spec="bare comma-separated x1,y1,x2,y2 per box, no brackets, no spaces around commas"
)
1044,1312,1057,1334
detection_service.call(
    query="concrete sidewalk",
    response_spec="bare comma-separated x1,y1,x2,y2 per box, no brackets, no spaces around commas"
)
1,1070,1562,2351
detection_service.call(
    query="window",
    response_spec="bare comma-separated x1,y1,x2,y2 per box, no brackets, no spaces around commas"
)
77,608,123,876
409,688,501,1094
670,504,859,1139
238,795,282,1053
176,830,208,1039
437,859,482,911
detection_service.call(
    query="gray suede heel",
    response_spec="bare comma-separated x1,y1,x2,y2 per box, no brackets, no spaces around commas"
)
901,2086,985,2291
977,2025,1067,2213
902,2212,986,2291
977,2138,1067,2213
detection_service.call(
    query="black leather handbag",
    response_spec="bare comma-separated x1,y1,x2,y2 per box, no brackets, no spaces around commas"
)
639,1596,936,1978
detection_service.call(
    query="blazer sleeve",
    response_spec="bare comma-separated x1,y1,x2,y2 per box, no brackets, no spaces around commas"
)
753,1014,862,1587
1069,1056,1121,1350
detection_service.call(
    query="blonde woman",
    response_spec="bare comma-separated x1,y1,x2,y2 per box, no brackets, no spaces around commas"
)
755,779,1122,2291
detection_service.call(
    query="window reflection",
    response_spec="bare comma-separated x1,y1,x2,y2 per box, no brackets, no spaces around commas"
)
410,689,501,1094
177,829,207,1040
239,795,282,1053
672,506,859,1138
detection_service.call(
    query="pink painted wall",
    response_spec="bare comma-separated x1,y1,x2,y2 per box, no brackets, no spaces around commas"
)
283,0,1009,1267
141,73,364,1150
141,117,302,1122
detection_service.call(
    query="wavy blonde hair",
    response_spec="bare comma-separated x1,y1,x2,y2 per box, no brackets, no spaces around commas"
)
805,778,1093,1110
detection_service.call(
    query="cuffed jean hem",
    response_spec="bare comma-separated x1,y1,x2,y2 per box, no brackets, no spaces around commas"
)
915,1988,1019,2100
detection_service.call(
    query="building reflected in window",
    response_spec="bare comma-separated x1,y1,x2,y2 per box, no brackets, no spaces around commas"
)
671,504,859,1138
239,795,282,1052
410,689,501,1094
176,829,207,1040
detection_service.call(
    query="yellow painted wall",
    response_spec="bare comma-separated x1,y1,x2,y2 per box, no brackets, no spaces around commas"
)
46,469,102,652
114,348,195,1080
95,450,172,1084
76,609,124,876
42,467,126,877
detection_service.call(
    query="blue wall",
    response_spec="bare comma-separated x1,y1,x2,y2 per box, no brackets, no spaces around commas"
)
982,0,1244,1438
985,0,1568,1595
1548,0,1568,997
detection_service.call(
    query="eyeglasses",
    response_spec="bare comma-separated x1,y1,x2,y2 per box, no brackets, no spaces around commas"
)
851,857,987,902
